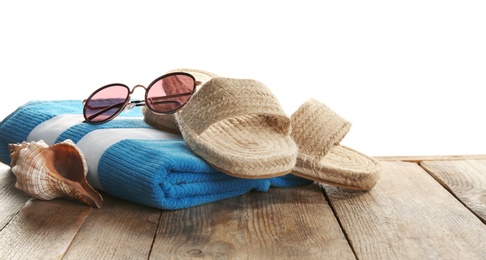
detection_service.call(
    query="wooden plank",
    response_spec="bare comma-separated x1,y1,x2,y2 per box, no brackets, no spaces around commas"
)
63,193,161,259
0,163,30,230
0,199,92,259
323,161,486,259
150,184,356,259
420,159,486,223
375,154,486,162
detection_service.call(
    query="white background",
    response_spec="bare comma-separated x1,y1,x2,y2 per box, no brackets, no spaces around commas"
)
0,1,485,156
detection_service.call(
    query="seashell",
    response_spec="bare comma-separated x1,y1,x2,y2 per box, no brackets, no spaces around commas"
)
8,139,103,208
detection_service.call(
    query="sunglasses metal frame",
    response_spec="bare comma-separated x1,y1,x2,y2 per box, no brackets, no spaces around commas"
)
83,72,201,124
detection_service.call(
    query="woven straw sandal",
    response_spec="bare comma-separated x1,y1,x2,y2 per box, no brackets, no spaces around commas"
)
142,68,219,134
176,77,298,179
291,99,381,190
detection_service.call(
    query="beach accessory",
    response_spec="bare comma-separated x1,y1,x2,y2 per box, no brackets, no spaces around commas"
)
290,98,381,190
8,139,103,208
143,68,219,134
176,77,298,179
83,72,200,124
0,100,312,210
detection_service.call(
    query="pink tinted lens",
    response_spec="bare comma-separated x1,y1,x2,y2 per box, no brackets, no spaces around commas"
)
146,74,195,113
84,85,129,123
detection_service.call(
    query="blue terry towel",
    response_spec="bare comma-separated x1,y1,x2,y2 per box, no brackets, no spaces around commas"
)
0,100,311,210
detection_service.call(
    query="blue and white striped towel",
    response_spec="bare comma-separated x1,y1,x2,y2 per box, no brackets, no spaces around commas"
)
0,100,311,209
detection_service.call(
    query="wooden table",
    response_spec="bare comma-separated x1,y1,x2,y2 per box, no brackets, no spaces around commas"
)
1,155,485,259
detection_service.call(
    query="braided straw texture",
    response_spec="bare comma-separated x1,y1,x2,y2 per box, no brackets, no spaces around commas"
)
291,98,351,159
291,98,381,190
176,77,297,178
143,68,219,134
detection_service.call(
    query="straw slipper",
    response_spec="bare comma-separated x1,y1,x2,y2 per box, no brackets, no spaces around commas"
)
176,77,298,179
142,68,219,134
291,98,381,190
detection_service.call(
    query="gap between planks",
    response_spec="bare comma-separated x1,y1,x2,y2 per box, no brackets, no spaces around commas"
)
1,157,485,259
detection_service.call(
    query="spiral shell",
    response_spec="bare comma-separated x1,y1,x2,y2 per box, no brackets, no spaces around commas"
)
8,139,103,208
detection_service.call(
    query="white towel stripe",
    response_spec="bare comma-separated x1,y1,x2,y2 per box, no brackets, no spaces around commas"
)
26,114,182,190
27,115,146,144
76,128,182,189
27,115,84,144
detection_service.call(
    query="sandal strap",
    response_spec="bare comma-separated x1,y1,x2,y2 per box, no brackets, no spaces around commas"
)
177,77,291,135
291,99,351,159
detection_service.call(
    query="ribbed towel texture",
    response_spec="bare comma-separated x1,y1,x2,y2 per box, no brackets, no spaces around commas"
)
0,100,311,209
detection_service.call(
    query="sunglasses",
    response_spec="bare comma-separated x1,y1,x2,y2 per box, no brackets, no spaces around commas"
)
83,72,201,123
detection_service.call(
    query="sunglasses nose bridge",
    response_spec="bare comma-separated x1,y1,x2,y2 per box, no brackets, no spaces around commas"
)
130,84,147,95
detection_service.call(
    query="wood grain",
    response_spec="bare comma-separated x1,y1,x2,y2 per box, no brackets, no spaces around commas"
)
323,161,486,259
420,159,486,223
0,199,92,259
1,158,485,259
150,184,355,259
63,193,161,259
0,163,30,230
375,154,486,162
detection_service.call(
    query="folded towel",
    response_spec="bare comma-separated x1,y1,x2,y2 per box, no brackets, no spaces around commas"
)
0,100,311,209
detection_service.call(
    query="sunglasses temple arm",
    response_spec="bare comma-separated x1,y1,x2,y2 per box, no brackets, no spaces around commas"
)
85,102,125,121
148,92,193,105
129,100,146,107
